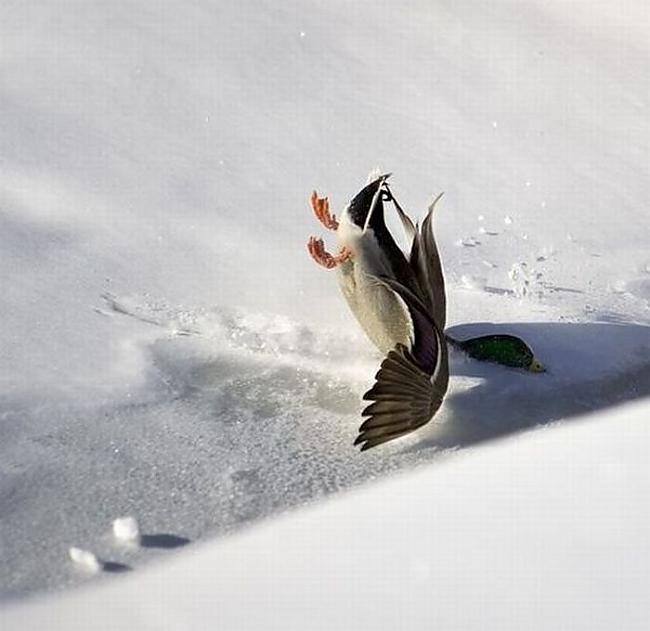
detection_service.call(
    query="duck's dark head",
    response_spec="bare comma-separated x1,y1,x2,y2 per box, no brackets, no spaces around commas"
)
346,173,391,230
456,334,545,372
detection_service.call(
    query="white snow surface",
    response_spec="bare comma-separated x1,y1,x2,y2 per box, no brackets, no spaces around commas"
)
5,400,650,630
1,0,649,625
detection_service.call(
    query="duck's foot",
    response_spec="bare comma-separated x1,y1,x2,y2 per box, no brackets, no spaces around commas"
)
311,191,339,230
307,237,352,269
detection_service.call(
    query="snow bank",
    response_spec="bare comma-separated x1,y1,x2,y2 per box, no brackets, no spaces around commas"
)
3,399,649,630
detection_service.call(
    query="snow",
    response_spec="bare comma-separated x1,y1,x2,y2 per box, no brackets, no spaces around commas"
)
67,549,100,575
0,0,649,626
5,399,650,630
112,517,140,545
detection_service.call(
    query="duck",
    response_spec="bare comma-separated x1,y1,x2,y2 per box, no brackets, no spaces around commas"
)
307,175,543,450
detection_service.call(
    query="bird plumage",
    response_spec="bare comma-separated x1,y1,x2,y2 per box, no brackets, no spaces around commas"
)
332,175,449,450
307,174,544,452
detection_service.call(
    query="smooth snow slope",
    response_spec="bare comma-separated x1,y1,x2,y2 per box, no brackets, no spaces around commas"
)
3,399,650,631
1,0,649,602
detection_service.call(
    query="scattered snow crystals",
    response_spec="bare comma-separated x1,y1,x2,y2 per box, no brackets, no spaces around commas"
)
504,215,513,225
509,262,544,299
460,274,487,290
113,516,141,544
455,236,481,247
69,548,101,573
536,246,556,262
365,167,384,184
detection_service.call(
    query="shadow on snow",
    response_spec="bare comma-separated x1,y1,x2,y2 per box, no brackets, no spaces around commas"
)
411,321,650,452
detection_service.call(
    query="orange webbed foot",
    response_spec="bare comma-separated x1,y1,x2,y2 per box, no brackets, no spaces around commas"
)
310,191,339,231
307,237,353,269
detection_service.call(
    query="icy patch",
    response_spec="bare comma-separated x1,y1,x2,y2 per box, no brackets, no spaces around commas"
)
113,517,140,545
68,548,100,574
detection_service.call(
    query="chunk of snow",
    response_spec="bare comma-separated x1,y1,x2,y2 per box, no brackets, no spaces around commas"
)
365,167,384,183
68,548,101,574
455,236,481,247
113,516,141,545
509,262,544,299
460,274,487,290
504,215,513,225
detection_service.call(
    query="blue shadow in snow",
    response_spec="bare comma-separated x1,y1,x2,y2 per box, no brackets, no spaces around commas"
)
408,320,650,452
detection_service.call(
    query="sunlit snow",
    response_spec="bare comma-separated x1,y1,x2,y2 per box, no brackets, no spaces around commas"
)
0,0,649,628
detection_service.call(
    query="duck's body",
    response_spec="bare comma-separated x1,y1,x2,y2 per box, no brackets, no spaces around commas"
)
336,256,413,354
334,177,414,354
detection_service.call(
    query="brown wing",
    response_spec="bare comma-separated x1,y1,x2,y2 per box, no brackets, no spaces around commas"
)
409,193,446,330
354,275,449,451
355,341,448,451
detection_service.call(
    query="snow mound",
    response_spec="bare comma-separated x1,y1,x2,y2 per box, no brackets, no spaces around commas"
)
112,517,140,546
67,549,100,575
5,399,649,630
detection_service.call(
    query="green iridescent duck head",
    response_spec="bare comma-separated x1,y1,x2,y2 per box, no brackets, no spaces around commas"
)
451,334,545,372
